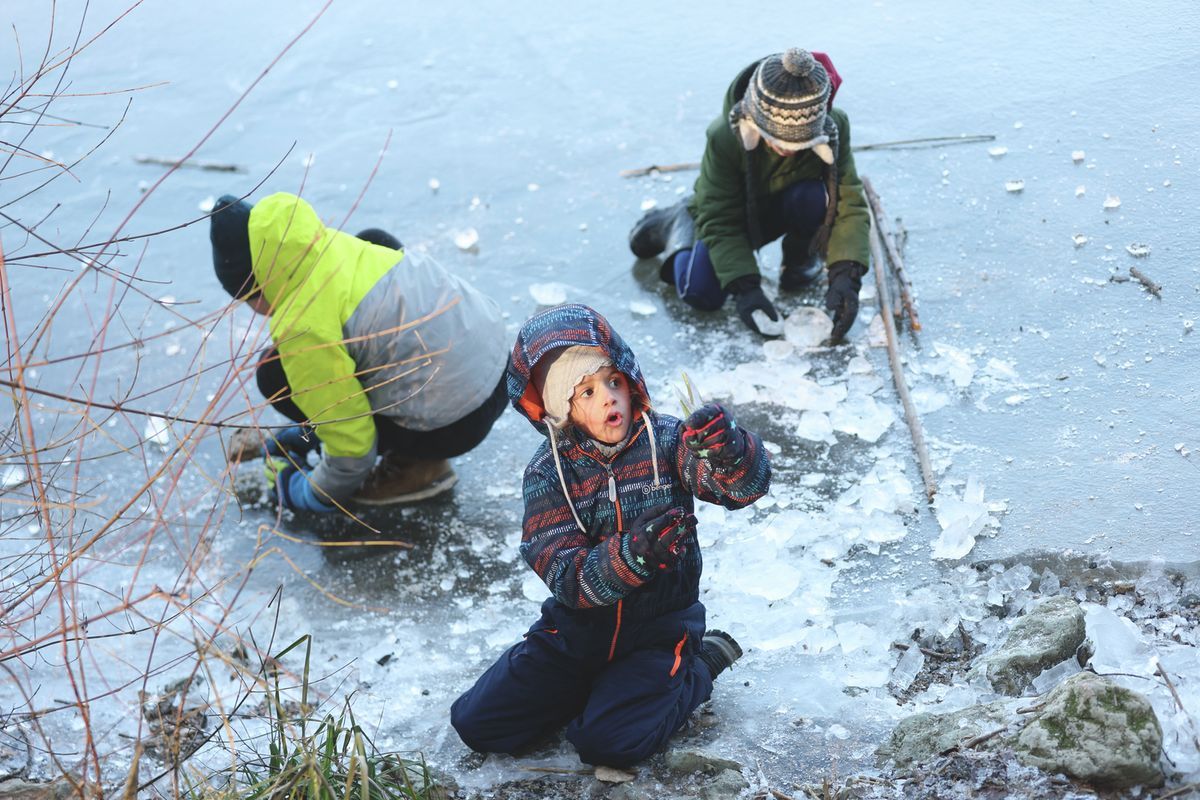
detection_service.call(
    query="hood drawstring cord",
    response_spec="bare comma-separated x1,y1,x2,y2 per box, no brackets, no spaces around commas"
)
547,425,587,533
547,411,663,536
641,411,662,489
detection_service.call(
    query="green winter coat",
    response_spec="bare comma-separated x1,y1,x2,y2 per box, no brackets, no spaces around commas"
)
688,61,871,288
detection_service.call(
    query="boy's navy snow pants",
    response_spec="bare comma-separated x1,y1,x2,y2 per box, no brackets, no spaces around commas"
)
450,598,715,767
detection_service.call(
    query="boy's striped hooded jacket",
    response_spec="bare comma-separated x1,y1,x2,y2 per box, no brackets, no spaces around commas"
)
508,304,771,626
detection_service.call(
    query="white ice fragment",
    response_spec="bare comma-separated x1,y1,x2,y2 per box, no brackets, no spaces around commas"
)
144,416,170,448
1004,179,1025,193
578,222,588,232
301,153,315,168
1071,150,1086,163
453,228,479,250
1072,234,1088,247
1084,604,1154,675
732,559,801,601
835,622,879,654
911,385,950,414
439,576,455,592
1093,354,1106,367
628,299,656,316
848,356,873,375
987,146,1008,157
783,307,833,348
796,411,836,444
164,343,183,357
198,196,216,213
739,309,783,338
1,465,28,490
762,339,795,361
890,643,925,692
826,724,851,740
1184,320,1194,334
1013,121,1024,129
1103,195,1121,210
931,477,992,560
469,196,482,210
1163,179,1171,187
926,342,976,389
428,178,440,192
830,394,896,443
1004,394,1028,406
1125,243,1151,257
526,183,539,192
639,198,657,212
1032,658,1082,694
528,282,567,306
867,315,887,347
386,79,398,89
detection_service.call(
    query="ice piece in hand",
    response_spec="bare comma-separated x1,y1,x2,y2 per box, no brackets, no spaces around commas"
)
529,282,567,306
783,307,833,348
752,309,785,337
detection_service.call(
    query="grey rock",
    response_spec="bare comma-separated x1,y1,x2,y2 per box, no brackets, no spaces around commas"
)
1014,671,1163,789
699,769,750,800
876,701,1014,771
664,748,742,776
978,596,1087,695
0,776,77,800
232,467,267,506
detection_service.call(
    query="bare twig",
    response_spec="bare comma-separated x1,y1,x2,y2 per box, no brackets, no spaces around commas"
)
863,176,921,331
867,200,937,501
1129,266,1162,298
620,135,996,177
892,641,954,659
940,726,1007,756
1156,782,1200,800
133,154,243,172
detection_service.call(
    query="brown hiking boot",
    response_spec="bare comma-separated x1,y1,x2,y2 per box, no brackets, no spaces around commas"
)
226,427,265,463
352,454,457,505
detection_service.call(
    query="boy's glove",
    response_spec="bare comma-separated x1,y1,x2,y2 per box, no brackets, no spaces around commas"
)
727,275,779,335
824,260,868,342
682,403,745,468
621,506,696,576
265,424,318,459
264,455,335,513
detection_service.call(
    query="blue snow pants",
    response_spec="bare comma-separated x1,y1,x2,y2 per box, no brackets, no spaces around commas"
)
450,598,714,767
671,179,828,311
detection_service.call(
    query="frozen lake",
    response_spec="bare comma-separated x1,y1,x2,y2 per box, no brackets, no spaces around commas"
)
3,0,1198,793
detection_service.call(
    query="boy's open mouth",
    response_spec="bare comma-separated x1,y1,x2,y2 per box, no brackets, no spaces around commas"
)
606,411,623,426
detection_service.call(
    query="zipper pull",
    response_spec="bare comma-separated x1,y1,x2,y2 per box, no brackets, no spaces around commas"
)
607,474,617,502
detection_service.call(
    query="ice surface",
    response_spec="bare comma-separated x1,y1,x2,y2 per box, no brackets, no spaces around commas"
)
923,342,977,389
867,315,887,347
528,282,567,305
910,384,951,414
783,307,833,348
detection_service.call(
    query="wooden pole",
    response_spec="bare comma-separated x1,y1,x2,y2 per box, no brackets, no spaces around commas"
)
862,176,921,331
868,207,937,502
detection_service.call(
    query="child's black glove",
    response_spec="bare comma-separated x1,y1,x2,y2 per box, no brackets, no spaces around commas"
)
682,403,745,467
728,275,779,335
824,260,868,342
622,506,696,577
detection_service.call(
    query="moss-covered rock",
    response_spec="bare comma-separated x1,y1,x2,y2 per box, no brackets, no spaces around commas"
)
876,701,1014,772
1014,671,1163,788
977,596,1086,695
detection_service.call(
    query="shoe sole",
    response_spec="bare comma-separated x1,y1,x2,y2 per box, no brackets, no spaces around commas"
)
351,471,458,506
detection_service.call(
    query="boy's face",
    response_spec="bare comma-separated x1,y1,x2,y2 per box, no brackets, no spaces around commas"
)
569,366,632,445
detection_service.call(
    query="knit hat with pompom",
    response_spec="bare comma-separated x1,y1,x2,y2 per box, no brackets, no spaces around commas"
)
733,48,835,163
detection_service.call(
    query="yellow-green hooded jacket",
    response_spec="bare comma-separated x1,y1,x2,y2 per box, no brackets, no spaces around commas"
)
249,193,508,500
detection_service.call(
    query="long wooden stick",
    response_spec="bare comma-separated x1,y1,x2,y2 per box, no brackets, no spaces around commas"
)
620,135,996,177
863,176,921,331
1129,266,1162,298
868,207,937,502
